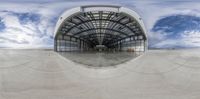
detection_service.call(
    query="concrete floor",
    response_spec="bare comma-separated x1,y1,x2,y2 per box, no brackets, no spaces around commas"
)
59,51,142,67
0,49,200,99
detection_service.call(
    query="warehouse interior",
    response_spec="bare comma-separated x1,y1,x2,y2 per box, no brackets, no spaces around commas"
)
54,6,147,53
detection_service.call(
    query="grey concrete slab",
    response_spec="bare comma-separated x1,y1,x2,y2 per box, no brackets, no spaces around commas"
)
0,49,200,99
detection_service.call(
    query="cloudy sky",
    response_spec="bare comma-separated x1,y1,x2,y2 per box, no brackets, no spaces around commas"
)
0,0,200,48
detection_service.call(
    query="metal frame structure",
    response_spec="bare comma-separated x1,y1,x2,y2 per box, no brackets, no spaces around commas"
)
54,5,147,52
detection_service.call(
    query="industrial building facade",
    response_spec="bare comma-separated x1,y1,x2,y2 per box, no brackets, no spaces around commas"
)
54,5,147,52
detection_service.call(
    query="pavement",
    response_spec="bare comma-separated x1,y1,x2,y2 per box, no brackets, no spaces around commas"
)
0,49,200,99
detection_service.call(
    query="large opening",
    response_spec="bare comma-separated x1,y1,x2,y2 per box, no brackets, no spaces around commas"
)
54,5,147,67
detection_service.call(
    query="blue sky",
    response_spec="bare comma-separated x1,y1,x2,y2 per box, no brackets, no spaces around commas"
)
0,0,200,48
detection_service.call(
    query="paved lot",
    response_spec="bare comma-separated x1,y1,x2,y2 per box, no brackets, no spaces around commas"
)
59,51,142,67
0,49,200,99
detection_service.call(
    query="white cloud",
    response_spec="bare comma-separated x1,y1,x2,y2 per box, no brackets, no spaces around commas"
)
151,30,200,48
0,10,54,48
0,0,200,48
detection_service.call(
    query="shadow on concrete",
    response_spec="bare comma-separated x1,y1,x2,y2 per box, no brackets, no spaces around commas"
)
59,51,143,68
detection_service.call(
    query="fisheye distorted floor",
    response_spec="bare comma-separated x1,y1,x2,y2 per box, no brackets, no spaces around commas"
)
0,49,200,99
59,51,142,67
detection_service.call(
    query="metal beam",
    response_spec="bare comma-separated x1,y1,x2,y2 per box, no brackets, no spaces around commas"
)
61,19,138,34
67,28,131,36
